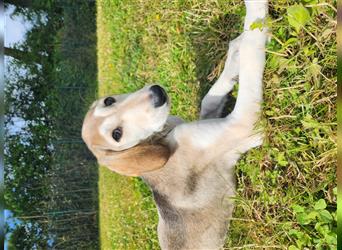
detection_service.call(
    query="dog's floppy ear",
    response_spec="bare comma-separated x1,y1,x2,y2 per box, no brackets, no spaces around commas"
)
96,144,170,176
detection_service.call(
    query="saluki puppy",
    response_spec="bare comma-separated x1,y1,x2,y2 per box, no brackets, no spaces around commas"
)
82,1,268,249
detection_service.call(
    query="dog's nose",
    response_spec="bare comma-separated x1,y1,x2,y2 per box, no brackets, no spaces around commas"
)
150,85,167,108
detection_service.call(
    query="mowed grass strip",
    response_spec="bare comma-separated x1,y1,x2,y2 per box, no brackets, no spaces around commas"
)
97,0,337,249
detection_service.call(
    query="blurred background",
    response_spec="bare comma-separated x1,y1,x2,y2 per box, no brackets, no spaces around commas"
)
4,1,99,249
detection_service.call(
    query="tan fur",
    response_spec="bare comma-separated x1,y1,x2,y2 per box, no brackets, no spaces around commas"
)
82,85,171,176
82,106,171,176
82,109,108,147
96,144,170,176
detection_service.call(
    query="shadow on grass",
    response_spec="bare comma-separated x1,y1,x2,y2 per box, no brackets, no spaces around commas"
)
189,13,242,116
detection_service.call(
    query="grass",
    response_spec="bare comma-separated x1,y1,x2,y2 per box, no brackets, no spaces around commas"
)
97,0,337,249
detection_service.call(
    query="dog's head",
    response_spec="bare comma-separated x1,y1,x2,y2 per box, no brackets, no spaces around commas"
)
82,85,171,176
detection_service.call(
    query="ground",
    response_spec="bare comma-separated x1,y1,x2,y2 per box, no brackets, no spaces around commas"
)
96,0,337,249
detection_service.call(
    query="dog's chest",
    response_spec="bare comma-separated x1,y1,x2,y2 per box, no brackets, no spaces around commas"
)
152,186,234,250
160,149,236,206
143,145,237,249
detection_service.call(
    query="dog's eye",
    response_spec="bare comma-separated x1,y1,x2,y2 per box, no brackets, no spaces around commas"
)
104,97,116,106
112,127,122,142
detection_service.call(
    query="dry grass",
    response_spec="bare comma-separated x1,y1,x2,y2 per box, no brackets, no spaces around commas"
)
97,0,337,249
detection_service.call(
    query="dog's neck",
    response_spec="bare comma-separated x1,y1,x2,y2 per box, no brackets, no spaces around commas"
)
141,115,183,146
140,115,183,184
140,122,173,145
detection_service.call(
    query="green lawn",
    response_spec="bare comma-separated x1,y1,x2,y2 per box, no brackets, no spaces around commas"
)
97,0,337,249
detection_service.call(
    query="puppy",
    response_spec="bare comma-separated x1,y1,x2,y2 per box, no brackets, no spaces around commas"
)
82,1,268,249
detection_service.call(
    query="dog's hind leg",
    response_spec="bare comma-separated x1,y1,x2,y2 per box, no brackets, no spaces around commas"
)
200,34,242,119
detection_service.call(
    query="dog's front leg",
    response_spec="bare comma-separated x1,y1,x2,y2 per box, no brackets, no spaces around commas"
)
192,0,268,155
200,34,242,119
230,0,268,128
201,0,268,122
